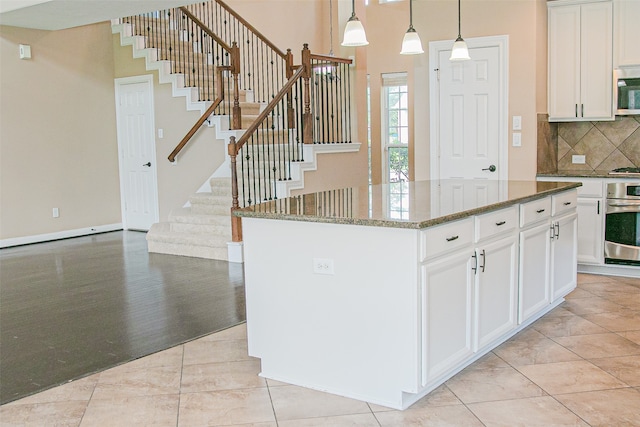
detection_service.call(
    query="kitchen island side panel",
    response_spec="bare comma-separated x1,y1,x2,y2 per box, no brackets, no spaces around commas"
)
242,218,420,408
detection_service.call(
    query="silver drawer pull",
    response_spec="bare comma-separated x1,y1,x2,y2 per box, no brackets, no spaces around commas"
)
536,209,545,213
563,202,572,206
495,221,506,226
446,235,459,242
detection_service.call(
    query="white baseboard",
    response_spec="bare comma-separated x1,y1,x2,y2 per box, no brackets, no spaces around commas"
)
578,263,640,278
0,223,124,249
227,241,244,263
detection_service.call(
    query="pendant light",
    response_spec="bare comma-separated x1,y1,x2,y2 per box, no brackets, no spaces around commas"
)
400,0,424,55
449,0,470,61
342,0,368,47
317,0,337,75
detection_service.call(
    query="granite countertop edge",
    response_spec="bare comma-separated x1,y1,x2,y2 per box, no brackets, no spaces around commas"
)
234,182,582,230
538,170,613,178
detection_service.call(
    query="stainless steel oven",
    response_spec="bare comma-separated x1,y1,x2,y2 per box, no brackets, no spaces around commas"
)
605,182,640,265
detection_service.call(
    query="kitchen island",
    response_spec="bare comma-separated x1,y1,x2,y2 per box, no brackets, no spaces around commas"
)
236,180,581,410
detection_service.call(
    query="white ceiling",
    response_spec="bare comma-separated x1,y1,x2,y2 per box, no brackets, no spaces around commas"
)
0,0,197,30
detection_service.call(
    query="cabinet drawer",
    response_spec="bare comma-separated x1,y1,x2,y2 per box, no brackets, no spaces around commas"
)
475,206,518,242
577,180,603,197
552,190,578,216
421,218,474,261
520,197,551,227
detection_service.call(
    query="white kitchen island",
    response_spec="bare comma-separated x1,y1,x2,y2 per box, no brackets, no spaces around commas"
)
235,180,581,410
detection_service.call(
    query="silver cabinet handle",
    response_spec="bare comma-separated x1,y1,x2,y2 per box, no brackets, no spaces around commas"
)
471,252,478,274
480,249,486,273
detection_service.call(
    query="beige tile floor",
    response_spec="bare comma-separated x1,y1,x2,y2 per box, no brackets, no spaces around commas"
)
2,273,640,426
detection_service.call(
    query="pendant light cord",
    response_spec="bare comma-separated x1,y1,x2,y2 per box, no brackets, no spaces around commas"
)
457,0,462,38
330,0,334,55
409,0,414,30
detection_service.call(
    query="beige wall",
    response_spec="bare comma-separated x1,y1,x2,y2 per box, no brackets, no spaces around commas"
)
224,0,327,61
365,0,547,183
0,23,122,240
112,35,228,222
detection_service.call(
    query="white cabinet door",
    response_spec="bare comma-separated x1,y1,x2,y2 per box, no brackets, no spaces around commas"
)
548,0,613,121
551,212,579,300
519,222,551,323
548,3,581,120
474,235,519,350
421,250,474,386
580,1,613,119
614,0,640,67
577,198,604,264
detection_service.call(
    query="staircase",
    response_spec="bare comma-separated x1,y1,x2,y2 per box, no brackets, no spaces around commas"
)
111,2,358,263
146,178,233,260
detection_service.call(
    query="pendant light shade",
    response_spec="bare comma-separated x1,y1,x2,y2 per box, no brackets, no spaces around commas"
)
342,0,368,47
449,0,470,61
400,0,424,55
401,29,424,55
450,36,470,61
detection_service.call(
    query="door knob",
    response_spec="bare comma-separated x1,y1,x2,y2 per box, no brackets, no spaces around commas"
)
482,164,496,172
143,162,151,167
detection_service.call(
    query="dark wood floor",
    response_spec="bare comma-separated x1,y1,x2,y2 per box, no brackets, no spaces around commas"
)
0,231,246,404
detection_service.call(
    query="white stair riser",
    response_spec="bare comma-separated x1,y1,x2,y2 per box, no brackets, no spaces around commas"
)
170,222,231,234
148,241,228,260
190,204,231,215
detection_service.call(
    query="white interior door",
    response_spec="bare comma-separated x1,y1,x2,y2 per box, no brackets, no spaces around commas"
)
115,75,159,231
429,36,508,181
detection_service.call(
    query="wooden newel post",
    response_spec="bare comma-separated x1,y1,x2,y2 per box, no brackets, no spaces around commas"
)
286,49,295,129
302,44,313,145
228,136,243,242
231,42,242,130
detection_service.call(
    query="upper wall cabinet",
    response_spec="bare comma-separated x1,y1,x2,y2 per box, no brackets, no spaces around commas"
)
614,0,640,67
548,0,613,122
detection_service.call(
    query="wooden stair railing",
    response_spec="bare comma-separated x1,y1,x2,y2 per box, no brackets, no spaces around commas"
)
118,3,354,246
228,45,353,242
168,0,295,161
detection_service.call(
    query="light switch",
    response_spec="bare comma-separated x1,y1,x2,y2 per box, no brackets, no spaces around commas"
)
158,128,164,139
512,116,522,130
19,44,31,60
512,132,522,147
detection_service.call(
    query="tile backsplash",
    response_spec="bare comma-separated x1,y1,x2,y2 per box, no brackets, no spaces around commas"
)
537,115,640,173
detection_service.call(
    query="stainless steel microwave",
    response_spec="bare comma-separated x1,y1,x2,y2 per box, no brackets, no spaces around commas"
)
614,68,640,115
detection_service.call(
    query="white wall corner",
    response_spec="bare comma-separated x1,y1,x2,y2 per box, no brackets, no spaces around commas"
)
227,241,244,263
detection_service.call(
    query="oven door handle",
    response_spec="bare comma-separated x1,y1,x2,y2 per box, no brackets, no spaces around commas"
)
606,201,640,214
608,203,640,208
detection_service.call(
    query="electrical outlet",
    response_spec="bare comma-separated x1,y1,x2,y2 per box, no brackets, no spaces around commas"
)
572,155,586,164
52,208,59,218
313,258,334,275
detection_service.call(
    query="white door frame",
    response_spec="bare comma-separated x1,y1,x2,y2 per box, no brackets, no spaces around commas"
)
428,35,509,182
114,74,159,230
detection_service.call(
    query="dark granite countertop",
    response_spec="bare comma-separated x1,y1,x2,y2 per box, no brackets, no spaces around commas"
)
235,180,582,230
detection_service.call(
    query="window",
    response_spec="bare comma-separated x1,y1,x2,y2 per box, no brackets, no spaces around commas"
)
381,73,409,183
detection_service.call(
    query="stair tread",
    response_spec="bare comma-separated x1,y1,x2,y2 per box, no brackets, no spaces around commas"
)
148,223,229,245
169,207,231,224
